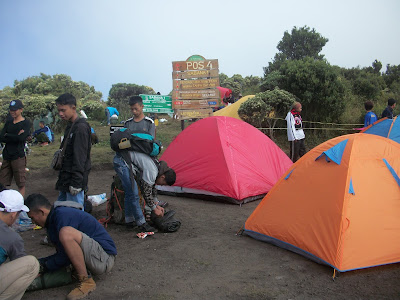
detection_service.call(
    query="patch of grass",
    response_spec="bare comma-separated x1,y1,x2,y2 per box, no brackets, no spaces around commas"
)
22,115,337,171
24,116,183,170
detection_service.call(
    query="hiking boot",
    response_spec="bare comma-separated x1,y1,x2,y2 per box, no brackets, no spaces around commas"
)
137,222,158,233
66,275,96,300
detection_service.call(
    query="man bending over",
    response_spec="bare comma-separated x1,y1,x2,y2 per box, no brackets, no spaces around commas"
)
25,193,117,300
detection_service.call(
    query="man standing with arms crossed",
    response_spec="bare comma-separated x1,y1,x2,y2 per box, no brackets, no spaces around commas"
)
0,100,31,197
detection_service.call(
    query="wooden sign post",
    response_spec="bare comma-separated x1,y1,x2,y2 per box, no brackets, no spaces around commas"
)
172,55,220,129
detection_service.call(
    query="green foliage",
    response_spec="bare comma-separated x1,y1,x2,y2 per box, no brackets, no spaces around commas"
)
13,73,102,101
238,96,270,127
219,73,261,98
107,83,156,113
277,26,328,60
260,88,296,117
265,25,328,75
260,70,283,91
341,65,386,99
277,58,346,122
0,73,104,124
384,64,400,89
238,88,296,138
81,100,105,121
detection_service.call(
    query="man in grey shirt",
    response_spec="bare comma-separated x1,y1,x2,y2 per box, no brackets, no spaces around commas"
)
113,96,162,232
0,188,39,300
124,96,156,136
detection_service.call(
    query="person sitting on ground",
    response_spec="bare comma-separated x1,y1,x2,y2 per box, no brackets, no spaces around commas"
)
32,121,54,146
381,98,396,119
0,188,40,300
25,193,117,300
363,100,378,127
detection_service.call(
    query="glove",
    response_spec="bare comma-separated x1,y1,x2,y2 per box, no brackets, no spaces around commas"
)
69,186,82,196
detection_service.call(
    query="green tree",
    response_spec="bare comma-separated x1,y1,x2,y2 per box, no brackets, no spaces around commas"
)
384,64,400,89
2,73,104,124
108,83,155,111
278,58,346,122
238,96,269,128
264,26,329,76
219,73,261,97
238,88,295,138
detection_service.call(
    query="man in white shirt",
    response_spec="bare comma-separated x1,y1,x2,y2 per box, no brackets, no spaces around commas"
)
285,102,306,162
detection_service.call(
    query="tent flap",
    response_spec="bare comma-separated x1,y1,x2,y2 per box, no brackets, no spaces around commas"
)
315,139,348,165
383,159,400,188
348,178,355,195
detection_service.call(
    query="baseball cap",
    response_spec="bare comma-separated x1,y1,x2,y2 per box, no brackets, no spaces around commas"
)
0,190,29,212
9,99,24,111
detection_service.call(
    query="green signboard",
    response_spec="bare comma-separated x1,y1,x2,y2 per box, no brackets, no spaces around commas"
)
139,94,174,114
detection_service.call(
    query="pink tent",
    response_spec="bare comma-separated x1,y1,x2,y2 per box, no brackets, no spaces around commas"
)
158,116,293,204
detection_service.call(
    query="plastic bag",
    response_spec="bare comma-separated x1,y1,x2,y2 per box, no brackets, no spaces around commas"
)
87,193,107,206
12,211,35,232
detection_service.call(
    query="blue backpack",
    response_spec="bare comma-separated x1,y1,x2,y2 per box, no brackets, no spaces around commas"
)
110,128,161,157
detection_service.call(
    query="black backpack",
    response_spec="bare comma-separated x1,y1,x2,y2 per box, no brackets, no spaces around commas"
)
110,128,161,156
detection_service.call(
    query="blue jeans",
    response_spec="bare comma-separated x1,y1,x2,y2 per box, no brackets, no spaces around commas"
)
113,154,145,225
57,191,85,209
105,109,110,125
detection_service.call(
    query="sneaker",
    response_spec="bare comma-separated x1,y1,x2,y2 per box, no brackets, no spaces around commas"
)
66,275,96,300
137,222,158,233
40,142,49,146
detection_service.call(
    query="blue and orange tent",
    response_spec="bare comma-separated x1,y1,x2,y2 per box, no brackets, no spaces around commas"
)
244,133,400,272
361,116,400,143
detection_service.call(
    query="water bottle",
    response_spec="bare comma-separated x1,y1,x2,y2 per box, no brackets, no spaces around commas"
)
88,193,107,206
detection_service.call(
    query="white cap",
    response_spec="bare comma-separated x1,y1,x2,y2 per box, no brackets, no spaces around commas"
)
0,190,29,213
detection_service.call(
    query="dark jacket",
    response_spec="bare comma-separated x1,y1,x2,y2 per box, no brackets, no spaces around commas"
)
0,119,31,160
381,106,394,119
55,118,91,192
40,206,117,272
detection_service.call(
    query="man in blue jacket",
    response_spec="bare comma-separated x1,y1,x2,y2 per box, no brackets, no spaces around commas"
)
25,193,117,300
32,121,54,145
105,106,119,125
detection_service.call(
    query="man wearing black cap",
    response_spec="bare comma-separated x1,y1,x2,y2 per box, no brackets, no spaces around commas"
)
0,100,31,196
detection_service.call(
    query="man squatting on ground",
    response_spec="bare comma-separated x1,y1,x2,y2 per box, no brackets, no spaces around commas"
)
285,102,306,162
113,95,169,231
0,188,39,300
55,93,92,209
25,193,117,300
0,100,31,197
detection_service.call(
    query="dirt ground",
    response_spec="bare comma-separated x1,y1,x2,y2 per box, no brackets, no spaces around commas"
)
18,164,400,300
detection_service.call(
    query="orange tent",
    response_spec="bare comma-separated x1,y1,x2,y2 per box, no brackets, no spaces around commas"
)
244,133,400,272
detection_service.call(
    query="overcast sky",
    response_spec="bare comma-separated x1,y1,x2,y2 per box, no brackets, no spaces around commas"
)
1,0,399,100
